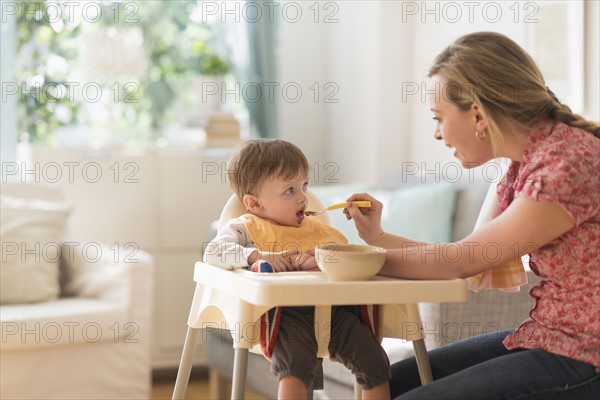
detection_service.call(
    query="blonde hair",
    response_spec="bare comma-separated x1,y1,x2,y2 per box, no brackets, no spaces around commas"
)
428,32,600,153
227,139,309,200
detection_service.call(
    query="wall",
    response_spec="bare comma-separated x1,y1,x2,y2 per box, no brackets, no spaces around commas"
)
278,0,599,185
277,2,329,169
405,2,528,169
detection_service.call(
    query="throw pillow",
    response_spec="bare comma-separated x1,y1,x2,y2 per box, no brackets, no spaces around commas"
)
1,195,71,304
376,183,458,243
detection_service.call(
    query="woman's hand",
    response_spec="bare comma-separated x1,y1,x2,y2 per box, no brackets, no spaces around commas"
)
344,193,385,244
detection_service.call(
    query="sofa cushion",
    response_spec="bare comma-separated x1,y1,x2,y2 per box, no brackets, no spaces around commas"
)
376,183,458,243
0,297,129,351
1,194,71,304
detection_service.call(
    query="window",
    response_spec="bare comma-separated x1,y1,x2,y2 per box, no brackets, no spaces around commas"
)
9,0,248,148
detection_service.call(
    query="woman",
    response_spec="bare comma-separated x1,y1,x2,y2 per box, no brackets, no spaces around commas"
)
345,32,599,399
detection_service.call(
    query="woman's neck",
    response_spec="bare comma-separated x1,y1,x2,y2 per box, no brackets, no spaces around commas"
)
498,126,530,162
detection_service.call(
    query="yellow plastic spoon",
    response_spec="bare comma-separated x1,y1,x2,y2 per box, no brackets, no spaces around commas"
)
305,201,371,216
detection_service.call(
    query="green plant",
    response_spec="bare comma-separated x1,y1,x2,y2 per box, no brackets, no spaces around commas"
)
15,0,230,143
93,0,230,139
189,40,230,76
15,0,80,143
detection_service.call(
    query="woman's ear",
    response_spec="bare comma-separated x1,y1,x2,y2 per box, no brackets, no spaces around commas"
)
471,103,488,132
243,194,261,212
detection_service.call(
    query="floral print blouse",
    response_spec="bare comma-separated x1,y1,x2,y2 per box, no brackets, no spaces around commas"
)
500,120,600,367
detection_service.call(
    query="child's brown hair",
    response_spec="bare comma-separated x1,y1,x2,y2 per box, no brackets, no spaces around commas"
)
227,139,309,200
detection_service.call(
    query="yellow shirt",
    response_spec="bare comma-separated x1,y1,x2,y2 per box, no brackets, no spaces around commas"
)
238,214,348,253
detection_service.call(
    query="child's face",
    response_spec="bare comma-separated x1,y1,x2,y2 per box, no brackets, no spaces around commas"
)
249,171,309,227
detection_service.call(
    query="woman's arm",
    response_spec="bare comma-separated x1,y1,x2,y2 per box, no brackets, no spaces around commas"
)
360,230,426,250
379,197,575,279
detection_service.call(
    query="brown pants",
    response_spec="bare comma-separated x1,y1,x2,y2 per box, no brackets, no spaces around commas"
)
270,306,390,389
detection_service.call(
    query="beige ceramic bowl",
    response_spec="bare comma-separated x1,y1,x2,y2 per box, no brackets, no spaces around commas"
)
315,243,387,281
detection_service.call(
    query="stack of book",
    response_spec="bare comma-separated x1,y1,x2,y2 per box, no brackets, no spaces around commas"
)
205,114,241,147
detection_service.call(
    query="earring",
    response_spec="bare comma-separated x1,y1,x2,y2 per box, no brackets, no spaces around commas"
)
475,129,486,141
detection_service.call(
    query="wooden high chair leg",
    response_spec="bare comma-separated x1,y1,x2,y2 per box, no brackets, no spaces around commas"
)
172,327,201,399
412,339,433,384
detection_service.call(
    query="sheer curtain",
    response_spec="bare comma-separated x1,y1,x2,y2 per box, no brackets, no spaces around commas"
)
214,1,278,138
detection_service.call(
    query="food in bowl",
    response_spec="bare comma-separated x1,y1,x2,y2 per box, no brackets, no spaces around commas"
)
315,243,387,281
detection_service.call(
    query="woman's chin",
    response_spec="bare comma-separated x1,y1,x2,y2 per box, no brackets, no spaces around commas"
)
452,151,483,169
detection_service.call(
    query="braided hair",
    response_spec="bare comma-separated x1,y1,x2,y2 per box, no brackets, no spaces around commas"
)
546,88,600,138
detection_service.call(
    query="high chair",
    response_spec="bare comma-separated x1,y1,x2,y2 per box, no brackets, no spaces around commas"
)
172,191,467,400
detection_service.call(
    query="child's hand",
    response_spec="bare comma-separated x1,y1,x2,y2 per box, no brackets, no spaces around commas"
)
295,250,320,271
255,250,300,272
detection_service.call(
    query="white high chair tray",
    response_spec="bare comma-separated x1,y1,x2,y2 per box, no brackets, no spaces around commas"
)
193,264,468,307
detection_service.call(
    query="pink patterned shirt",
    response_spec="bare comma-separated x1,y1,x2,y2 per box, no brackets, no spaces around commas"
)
500,120,600,366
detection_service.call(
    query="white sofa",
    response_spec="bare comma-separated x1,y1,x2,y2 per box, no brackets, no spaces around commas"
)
0,183,155,399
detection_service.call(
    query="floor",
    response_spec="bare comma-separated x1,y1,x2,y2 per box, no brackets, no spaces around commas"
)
151,373,268,400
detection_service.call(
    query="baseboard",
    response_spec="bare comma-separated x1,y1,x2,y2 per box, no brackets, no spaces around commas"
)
152,366,209,382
